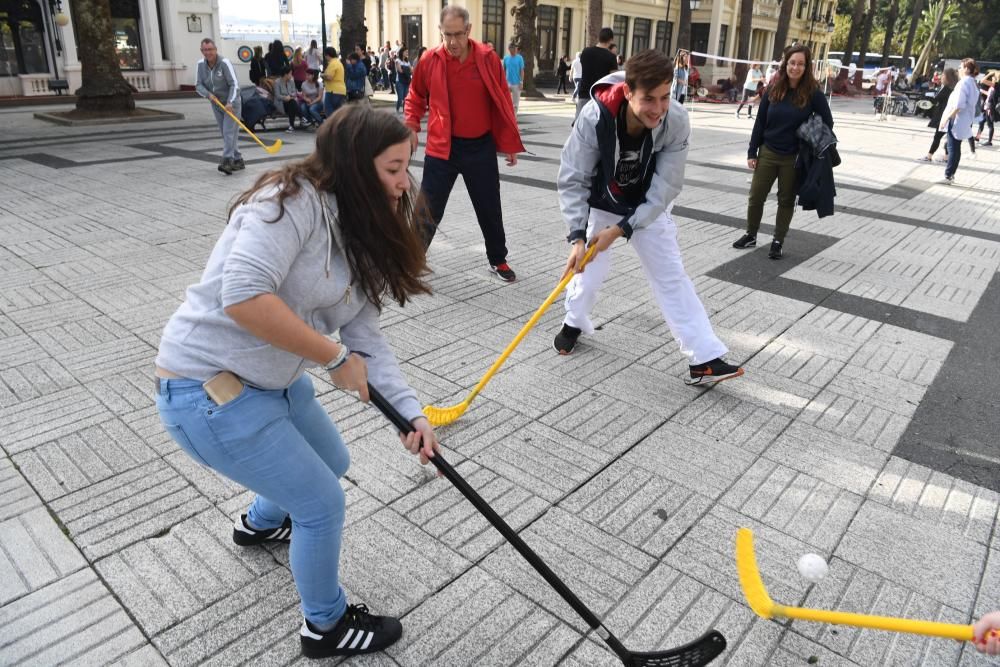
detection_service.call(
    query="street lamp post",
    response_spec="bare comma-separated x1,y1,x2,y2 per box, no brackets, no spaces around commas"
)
321,0,327,51
47,0,70,93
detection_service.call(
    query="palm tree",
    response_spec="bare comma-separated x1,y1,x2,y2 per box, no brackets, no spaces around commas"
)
836,0,867,86
511,0,542,97
854,0,878,87
339,0,366,63
677,0,692,52
879,0,900,67
911,0,961,80
587,0,603,46
73,0,135,113
772,0,794,61
900,0,925,70
734,0,754,82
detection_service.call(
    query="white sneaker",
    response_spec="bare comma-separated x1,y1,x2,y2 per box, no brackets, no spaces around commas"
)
915,155,932,162
286,126,295,133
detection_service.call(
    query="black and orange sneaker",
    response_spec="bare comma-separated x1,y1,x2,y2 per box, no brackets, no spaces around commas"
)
686,358,744,386
553,324,581,355
490,262,517,282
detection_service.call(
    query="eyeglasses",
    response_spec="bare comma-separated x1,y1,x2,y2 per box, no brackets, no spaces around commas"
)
442,29,468,40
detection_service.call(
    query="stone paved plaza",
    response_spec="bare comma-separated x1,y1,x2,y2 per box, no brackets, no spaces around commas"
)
2,92,1000,666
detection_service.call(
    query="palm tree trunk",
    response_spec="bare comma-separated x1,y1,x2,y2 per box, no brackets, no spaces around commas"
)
900,0,925,72
735,0,753,82
339,0,366,64
880,0,900,67
587,0,603,47
853,0,878,88
910,0,948,83
772,0,795,61
677,0,692,51
836,0,867,84
512,0,543,97
73,0,135,113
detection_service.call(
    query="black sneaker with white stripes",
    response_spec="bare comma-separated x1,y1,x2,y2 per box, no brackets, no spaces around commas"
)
300,604,403,658
232,514,292,546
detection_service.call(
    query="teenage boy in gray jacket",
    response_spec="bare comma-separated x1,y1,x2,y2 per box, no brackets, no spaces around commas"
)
553,49,743,386
195,38,244,175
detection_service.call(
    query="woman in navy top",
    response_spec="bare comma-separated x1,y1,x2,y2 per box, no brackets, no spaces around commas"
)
732,44,833,259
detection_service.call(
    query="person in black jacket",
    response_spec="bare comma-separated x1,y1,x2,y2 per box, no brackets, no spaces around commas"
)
556,55,570,94
249,45,267,85
264,40,288,77
732,44,833,260
918,68,958,162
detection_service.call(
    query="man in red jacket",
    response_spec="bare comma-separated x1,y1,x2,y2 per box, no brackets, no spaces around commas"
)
404,5,525,282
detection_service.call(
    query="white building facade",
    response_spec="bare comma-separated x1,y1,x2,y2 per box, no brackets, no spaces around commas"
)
0,0,834,98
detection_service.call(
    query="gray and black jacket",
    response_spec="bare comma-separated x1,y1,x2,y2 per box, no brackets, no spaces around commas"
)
558,71,689,242
195,57,240,105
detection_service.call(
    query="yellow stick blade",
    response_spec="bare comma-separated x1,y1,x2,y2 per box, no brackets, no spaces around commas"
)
266,140,283,154
422,402,467,427
735,528,776,619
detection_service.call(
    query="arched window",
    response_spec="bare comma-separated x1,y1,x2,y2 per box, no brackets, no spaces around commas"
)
0,0,49,76
482,0,504,51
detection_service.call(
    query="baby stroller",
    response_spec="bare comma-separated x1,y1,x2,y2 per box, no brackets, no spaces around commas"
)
240,84,272,132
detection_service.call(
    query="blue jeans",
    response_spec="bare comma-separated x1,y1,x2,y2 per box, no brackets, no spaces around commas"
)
155,374,349,627
323,91,344,118
396,81,409,111
945,119,962,178
300,100,323,124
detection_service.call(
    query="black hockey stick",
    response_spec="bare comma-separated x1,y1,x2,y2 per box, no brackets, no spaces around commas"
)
369,385,727,667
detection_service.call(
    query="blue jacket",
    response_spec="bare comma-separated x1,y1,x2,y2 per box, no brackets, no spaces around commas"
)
345,61,367,94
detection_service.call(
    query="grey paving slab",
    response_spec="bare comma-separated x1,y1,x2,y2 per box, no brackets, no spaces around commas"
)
0,505,86,605
50,458,210,560
481,506,655,626
387,567,581,666
669,387,793,457
0,568,148,665
0,384,112,454
97,507,278,636
836,500,987,614
795,556,968,666
392,460,550,561
0,456,42,522
560,458,713,558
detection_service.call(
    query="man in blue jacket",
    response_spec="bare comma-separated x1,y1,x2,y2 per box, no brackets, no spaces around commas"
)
195,38,244,175
554,49,743,386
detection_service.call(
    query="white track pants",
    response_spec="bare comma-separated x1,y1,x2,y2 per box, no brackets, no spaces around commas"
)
563,208,727,366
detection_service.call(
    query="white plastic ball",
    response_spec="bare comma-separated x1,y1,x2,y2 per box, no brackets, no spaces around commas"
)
797,553,829,582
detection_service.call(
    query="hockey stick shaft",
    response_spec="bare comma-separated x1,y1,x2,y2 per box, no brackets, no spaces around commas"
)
369,385,633,661
210,97,280,152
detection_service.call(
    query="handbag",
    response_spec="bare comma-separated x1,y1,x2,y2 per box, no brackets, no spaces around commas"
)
364,76,374,97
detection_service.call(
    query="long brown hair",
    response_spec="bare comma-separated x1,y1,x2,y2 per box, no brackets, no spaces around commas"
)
768,44,818,108
229,106,431,309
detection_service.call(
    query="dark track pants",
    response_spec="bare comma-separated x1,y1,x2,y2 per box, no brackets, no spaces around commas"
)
420,134,509,265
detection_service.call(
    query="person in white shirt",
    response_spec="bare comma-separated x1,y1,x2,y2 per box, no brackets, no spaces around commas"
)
571,51,583,100
736,63,763,118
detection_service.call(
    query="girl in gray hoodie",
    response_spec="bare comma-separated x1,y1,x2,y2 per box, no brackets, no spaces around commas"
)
154,106,438,659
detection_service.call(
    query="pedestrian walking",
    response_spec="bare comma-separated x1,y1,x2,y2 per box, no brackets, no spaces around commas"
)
576,28,618,118
976,74,996,146
305,39,323,74
395,48,412,113
385,51,397,95
195,38,244,175
553,49,743,386
916,67,957,162
345,53,369,103
503,43,525,113
404,5,524,281
321,47,346,118
298,70,324,126
570,51,582,100
292,47,309,91
249,45,267,85
154,105,438,661
732,44,833,259
736,63,763,118
671,50,689,103
940,58,980,184
557,55,570,94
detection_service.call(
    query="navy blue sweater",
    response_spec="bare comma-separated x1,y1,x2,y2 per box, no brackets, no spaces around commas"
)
748,88,833,159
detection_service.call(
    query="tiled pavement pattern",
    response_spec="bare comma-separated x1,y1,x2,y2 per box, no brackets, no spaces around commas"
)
1,93,1000,666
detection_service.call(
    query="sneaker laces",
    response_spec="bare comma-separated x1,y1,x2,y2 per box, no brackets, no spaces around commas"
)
342,604,381,632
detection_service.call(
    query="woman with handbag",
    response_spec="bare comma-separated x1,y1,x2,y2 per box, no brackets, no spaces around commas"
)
153,106,439,659
732,44,833,259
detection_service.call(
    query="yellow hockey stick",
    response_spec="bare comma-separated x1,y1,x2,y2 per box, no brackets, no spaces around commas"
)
423,244,599,427
735,527,977,641
211,97,283,154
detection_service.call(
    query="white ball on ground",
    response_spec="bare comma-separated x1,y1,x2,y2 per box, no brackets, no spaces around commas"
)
797,553,829,582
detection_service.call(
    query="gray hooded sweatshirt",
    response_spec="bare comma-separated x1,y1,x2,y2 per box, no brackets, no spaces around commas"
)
155,182,423,422
195,57,240,105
